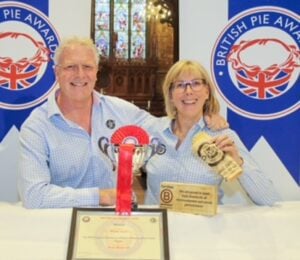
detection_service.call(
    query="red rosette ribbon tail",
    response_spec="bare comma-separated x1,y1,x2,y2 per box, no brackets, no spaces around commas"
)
116,144,135,215
111,125,150,215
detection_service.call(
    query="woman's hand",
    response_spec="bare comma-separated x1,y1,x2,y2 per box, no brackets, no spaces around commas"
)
212,135,243,166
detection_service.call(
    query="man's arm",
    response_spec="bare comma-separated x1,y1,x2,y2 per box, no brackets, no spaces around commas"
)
18,119,100,208
204,114,229,131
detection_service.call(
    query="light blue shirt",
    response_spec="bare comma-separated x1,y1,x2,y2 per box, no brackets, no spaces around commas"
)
143,117,280,206
18,90,153,208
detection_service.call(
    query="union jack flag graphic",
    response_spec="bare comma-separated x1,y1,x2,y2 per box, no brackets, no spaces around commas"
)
0,32,50,90
227,38,300,99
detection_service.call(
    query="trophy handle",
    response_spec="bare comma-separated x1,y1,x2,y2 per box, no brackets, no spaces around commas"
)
98,136,109,154
150,137,166,156
98,137,117,171
141,137,165,168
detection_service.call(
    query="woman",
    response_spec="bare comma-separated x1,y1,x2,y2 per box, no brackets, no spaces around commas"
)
144,60,279,206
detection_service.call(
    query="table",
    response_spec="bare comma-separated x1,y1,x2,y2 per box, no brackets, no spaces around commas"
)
0,202,299,260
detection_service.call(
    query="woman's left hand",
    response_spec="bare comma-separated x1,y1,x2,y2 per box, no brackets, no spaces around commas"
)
212,135,243,166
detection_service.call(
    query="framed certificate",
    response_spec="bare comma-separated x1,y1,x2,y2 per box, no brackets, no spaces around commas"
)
67,208,169,260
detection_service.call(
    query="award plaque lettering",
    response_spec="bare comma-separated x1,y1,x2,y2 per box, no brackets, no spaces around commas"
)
192,132,242,181
160,182,217,216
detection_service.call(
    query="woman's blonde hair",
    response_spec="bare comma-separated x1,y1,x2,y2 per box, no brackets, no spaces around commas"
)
162,60,220,118
53,36,99,65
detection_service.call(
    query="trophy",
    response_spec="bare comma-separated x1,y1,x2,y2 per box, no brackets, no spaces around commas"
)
192,132,242,181
98,125,163,215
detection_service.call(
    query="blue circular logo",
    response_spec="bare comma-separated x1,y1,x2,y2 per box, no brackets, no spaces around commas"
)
211,7,299,120
0,2,60,110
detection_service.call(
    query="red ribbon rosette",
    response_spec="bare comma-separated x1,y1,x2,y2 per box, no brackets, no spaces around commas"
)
111,125,150,145
111,125,149,215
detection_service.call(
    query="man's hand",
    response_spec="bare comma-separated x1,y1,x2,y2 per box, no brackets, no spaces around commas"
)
99,189,116,206
204,114,229,131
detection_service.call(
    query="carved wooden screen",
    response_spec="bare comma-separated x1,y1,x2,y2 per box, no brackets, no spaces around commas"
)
91,0,178,116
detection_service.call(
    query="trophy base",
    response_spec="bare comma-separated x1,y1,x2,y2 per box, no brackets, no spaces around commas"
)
132,192,138,210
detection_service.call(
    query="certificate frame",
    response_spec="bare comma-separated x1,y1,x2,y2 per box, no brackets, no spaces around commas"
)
67,208,169,260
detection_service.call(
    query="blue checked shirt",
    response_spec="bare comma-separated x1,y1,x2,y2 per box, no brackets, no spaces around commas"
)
143,117,280,206
18,90,153,208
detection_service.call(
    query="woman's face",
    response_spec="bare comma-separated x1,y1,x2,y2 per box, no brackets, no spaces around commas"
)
170,71,209,121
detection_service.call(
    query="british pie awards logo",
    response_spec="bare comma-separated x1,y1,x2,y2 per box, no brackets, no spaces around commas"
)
0,2,59,110
211,5,299,185
212,7,299,120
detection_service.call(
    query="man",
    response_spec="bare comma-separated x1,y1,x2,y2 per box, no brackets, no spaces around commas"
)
18,36,227,208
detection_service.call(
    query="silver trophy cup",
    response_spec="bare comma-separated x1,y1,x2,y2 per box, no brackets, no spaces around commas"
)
98,136,163,173
98,135,164,211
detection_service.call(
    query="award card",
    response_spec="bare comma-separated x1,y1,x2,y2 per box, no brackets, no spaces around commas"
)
67,208,169,260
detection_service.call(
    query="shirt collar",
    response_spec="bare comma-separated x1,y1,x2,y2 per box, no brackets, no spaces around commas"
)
164,116,207,134
47,88,61,118
47,89,101,119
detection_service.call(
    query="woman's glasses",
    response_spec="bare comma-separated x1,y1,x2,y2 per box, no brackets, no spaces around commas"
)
172,79,206,93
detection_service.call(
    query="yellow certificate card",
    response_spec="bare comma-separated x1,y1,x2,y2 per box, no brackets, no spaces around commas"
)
67,208,169,260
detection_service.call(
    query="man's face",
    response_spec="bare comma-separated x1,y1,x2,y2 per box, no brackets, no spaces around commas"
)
55,44,98,103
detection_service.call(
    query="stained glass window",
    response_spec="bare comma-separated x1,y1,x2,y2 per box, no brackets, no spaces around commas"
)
131,0,146,59
95,0,110,57
94,0,147,60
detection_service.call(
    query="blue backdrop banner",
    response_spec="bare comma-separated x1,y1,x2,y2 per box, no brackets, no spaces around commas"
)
212,0,299,184
0,0,59,141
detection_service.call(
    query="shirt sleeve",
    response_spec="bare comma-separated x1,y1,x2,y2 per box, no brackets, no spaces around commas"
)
18,117,100,209
228,130,281,206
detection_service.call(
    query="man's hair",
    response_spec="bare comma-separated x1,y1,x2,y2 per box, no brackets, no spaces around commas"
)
53,36,99,65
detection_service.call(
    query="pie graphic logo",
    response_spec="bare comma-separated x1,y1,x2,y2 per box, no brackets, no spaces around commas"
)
0,2,60,110
212,7,299,120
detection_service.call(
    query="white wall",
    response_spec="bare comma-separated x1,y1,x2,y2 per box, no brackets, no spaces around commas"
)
49,0,92,39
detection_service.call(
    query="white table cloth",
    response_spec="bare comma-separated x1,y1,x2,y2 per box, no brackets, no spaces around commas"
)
0,202,299,260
